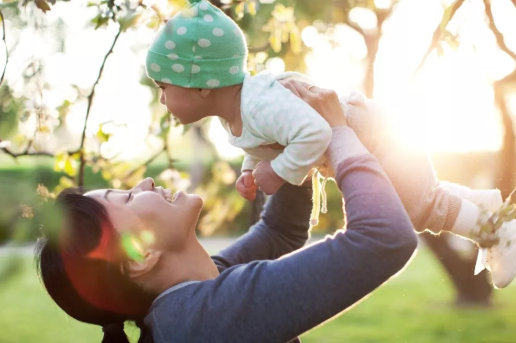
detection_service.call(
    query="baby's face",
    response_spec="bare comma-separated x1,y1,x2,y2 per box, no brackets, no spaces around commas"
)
156,82,208,125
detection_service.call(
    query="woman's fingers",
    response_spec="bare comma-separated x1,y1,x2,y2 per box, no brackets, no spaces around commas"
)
290,81,313,100
289,81,347,128
279,80,301,99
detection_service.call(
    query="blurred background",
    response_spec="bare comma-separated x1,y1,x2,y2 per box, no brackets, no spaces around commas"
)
1,0,516,341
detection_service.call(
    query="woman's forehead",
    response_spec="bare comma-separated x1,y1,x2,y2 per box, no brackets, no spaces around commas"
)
84,189,107,198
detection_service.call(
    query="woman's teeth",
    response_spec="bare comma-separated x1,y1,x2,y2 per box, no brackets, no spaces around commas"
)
164,189,172,203
164,189,178,203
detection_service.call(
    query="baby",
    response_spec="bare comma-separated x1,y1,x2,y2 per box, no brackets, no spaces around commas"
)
144,0,516,289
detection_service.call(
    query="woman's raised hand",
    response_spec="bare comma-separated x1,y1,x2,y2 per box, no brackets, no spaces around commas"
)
279,80,347,128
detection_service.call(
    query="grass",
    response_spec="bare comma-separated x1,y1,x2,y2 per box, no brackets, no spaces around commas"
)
1,247,515,343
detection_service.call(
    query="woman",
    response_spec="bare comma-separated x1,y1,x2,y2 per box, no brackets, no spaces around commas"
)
35,83,417,343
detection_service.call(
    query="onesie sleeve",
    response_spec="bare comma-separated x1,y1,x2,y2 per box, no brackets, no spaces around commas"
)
247,80,332,185
242,153,260,171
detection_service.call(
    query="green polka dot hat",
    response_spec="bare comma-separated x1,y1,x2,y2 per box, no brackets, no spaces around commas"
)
146,0,248,89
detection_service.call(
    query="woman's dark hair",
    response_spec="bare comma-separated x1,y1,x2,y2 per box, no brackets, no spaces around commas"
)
35,188,155,343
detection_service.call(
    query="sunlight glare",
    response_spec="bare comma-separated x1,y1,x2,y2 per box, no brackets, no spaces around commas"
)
301,26,319,48
374,0,391,10
333,24,368,60
349,7,378,32
266,57,286,74
208,118,244,160
305,0,506,153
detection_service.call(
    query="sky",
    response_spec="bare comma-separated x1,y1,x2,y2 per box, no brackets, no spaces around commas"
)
1,0,516,162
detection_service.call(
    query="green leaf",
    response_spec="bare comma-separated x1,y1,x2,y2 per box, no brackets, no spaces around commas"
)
247,1,256,16
37,125,51,133
439,1,456,32
119,12,142,32
158,115,171,139
59,176,74,188
91,14,110,30
146,14,161,30
290,27,301,54
235,2,245,20
53,151,68,172
269,30,282,53
64,156,77,177
35,0,51,13
96,125,111,143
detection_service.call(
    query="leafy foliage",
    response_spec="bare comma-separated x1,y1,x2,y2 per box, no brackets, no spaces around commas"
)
2,0,515,243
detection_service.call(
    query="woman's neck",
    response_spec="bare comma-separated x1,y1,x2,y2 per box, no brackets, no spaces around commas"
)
150,236,219,295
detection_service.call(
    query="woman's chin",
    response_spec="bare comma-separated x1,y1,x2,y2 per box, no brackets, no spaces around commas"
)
188,193,204,210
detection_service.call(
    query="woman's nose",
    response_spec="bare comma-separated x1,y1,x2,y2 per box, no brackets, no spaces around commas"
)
133,177,155,192
160,92,166,105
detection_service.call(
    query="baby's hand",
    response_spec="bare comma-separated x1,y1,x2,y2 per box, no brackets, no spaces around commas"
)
236,170,258,201
252,161,286,195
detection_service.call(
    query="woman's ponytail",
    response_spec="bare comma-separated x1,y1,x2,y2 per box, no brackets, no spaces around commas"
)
101,322,130,343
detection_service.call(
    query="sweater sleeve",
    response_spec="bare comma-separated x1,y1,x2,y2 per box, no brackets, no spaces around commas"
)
151,127,418,343
247,80,333,185
211,181,313,270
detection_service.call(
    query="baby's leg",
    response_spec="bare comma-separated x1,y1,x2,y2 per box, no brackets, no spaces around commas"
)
341,93,461,233
342,94,516,288
440,181,503,212
371,130,463,234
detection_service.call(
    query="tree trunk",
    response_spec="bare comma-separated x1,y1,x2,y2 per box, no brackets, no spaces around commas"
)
494,83,516,198
363,33,379,99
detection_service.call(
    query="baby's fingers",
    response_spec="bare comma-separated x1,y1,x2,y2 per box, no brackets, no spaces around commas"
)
244,190,257,201
236,182,257,201
241,189,257,201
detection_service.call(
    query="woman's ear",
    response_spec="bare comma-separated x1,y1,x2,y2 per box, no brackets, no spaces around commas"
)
199,88,211,98
125,249,162,278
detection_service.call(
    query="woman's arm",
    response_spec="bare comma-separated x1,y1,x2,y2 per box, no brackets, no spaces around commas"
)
211,180,313,270
152,125,418,343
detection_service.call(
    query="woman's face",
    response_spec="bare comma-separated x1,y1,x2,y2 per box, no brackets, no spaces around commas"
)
86,177,203,253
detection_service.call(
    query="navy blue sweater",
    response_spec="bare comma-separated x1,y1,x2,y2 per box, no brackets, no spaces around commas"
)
145,128,418,343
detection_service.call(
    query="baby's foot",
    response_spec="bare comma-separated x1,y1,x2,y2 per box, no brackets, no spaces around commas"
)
466,189,503,213
485,221,516,288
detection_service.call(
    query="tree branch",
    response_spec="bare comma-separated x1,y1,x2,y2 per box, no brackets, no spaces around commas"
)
124,147,164,180
484,0,516,63
485,0,516,196
412,0,466,77
163,132,174,170
0,9,8,87
249,42,270,54
0,138,53,158
77,25,123,187
345,19,366,38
